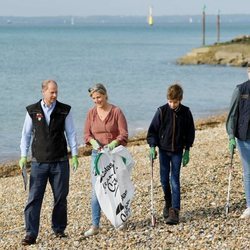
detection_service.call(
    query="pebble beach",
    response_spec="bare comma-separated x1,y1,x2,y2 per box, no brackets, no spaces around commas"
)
0,116,249,249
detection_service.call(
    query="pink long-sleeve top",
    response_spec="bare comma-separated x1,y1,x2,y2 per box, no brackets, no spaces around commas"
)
84,105,128,146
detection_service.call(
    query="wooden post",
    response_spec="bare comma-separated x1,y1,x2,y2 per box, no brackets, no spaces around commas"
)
217,10,220,43
202,5,206,46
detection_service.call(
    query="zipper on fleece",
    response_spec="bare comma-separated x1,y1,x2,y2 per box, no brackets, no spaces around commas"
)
172,112,176,151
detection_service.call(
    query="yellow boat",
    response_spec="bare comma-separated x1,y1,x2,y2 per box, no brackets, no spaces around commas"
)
148,6,154,26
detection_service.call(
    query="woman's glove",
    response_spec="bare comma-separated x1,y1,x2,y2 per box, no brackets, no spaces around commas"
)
107,140,119,150
90,139,100,150
182,150,190,167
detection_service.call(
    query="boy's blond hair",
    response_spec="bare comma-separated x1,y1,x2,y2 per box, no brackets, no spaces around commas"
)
167,83,183,101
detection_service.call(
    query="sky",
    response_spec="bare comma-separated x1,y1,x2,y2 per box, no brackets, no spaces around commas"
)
1,0,250,17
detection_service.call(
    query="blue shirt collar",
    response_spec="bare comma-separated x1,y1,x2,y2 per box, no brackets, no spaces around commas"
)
41,99,56,109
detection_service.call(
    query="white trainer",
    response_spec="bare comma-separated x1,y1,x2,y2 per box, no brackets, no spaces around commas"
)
116,222,127,231
83,226,99,237
240,207,250,219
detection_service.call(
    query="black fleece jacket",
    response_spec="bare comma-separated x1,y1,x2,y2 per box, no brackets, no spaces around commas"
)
147,103,195,152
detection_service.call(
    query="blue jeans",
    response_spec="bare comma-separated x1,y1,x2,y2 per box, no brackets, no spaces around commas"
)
90,150,101,227
237,139,250,208
24,161,69,238
159,149,182,210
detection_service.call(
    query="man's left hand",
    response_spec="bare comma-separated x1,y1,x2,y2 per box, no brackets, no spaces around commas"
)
72,155,79,172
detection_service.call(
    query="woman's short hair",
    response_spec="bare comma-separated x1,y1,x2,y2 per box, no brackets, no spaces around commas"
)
88,83,107,97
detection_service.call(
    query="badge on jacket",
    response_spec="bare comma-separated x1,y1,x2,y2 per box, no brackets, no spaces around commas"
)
36,113,43,121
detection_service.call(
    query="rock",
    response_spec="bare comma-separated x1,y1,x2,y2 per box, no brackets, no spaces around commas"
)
177,35,250,67
214,51,243,65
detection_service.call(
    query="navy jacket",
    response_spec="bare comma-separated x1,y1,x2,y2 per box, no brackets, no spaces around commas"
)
147,103,195,152
237,80,250,140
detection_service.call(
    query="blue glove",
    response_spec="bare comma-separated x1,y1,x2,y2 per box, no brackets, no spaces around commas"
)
182,150,190,167
72,155,79,172
107,140,119,150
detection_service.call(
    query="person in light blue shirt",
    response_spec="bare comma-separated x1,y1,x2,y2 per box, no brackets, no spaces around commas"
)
20,100,78,158
19,79,79,246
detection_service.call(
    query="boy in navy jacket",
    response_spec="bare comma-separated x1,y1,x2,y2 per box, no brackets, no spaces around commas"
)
147,83,195,224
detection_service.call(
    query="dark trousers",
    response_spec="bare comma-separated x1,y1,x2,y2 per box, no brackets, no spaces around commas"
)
159,149,182,210
24,161,69,238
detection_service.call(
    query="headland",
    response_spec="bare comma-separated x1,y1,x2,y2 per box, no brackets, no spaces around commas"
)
177,35,250,67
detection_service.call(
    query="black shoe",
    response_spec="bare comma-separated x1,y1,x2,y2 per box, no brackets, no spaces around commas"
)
163,193,172,219
163,204,170,219
54,232,67,238
21,235,36,246
165,208,179,225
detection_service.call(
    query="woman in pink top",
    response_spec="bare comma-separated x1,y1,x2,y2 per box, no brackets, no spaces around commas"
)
83,83,128,237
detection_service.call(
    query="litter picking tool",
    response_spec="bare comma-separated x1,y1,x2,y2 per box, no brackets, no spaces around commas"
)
150,156,156,227
22,165,28,191
225,150,234,216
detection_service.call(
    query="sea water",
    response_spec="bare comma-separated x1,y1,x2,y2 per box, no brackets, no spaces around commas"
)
0,17,249,163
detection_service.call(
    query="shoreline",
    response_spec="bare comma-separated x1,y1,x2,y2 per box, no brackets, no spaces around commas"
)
0,113,227,178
